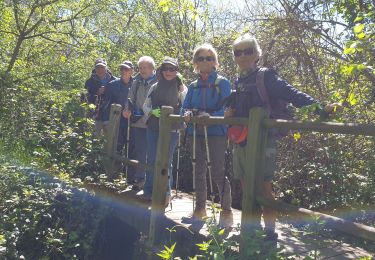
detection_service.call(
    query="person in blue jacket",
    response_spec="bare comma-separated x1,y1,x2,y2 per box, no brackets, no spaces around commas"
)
225,33,340,242
106,60,134,153
84,58,116,136
182,43,233,228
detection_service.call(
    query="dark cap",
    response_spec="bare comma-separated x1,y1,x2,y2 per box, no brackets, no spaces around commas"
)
161,57,178,68
95,58,107,68
119,60,134,69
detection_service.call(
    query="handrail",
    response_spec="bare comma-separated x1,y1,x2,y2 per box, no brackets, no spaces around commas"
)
168,114,375,136
264,119,375,136
104,104,375,255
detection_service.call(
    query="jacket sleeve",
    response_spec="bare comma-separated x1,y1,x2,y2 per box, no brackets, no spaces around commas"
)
143,83,157,117
210,78,231,117
265,69,318,108
85,78,97,104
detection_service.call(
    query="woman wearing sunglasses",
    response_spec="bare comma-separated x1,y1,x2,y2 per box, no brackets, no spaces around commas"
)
182,43,233,228
226,33,340,243
142,57,187,206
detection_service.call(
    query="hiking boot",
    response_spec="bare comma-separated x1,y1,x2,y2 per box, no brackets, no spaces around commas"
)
192,208,207,220
136,192,151,204
264,230,278,247
219,210,233,228
132,179,145,191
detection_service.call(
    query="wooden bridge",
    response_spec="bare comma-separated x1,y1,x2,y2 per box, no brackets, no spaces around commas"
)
99,104,375,259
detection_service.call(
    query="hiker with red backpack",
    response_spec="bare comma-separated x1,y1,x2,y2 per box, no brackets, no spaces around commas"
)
182,43,233,228
225,33,340,243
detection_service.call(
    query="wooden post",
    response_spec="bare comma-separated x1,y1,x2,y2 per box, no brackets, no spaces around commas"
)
103,104,122,179
240,107,268,256
148,106,173,247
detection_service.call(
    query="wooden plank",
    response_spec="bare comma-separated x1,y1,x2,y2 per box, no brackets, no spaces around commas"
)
257,196,375,242
168,114,248,126
168,114,375,137
103,104,122,179
240,108,268,256
264,119,375,136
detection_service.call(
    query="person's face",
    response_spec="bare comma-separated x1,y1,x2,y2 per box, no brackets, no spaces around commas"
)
95,66,107,79
161,65,178,81
233,44,258,71
195,50,216,74
120,67,133,82
139,62,154,80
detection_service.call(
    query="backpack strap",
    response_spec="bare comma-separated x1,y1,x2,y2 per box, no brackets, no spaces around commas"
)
191,75,224,112
255,67,272,115
129,78,142,112
214,75,224,95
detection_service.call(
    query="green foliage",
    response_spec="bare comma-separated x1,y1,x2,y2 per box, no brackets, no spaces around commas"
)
0,163,109,259
195,214,238,259
157,242,177,259
0,0,374,257
0,84,104,179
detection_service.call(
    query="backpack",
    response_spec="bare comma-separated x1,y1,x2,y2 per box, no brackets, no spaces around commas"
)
256,68,293,122
227,68,293,145
190,75,225,112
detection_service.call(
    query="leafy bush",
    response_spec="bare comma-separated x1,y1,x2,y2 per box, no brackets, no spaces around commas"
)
0,163,109,259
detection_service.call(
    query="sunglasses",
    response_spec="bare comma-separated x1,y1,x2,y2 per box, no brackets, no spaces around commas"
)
161,66,178,72
120,67,131,71
196,56,215,62
233,48,254,57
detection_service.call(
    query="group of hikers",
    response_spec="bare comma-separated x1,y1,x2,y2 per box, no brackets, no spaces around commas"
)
85,33,339,243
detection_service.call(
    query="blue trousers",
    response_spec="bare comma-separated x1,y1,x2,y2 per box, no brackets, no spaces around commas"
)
133,127,147,181
143,128,178,197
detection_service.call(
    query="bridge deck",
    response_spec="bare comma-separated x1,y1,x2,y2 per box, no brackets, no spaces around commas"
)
89,184,373,259
165,192,372,259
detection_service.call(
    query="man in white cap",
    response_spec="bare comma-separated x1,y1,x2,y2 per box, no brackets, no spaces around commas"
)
123,56,157,191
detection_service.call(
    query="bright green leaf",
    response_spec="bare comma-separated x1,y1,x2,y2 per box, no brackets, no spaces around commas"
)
293,132,301,141
353,24,364,34
343,47,356,55
0,234,6,245
348,93,358,106
354,16,363,23
356,32,366,39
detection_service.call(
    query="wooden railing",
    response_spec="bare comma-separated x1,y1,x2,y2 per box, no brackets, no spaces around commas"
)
104,104,375,255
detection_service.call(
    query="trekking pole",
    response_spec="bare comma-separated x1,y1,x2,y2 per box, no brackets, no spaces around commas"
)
220,138,230,209
192,122,197,211
203,125,215,205
124,98,133,182
125,115,131,180
95,94,103,120
174,131,181,199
